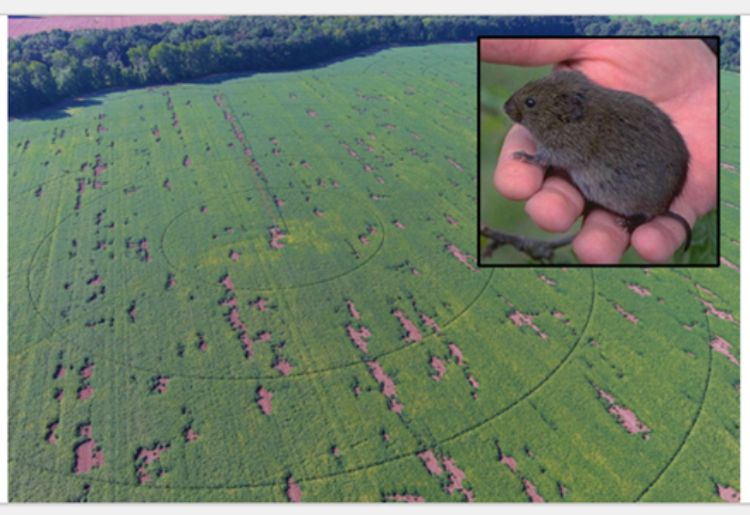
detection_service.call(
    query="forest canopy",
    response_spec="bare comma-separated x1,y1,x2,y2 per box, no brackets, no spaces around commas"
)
9,15,739,116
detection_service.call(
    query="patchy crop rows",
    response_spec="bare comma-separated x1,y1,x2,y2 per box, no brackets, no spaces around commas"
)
8,45,739,502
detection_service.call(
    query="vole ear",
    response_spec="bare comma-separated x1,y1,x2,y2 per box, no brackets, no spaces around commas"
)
555,92,585,123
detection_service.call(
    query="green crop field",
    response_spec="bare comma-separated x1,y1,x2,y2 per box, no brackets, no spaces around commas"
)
8,43,739,502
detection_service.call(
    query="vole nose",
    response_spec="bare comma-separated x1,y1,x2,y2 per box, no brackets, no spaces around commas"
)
504,97,521,123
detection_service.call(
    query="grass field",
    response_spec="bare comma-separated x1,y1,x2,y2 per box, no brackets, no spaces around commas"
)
8,43,739,502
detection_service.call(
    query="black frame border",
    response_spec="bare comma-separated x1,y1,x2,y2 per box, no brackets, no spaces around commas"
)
476,34,722,269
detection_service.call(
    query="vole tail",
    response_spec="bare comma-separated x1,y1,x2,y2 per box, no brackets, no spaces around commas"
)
663,211,692,252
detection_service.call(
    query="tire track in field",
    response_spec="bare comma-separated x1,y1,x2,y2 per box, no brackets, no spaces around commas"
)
9,268,591,493
633,270,717,501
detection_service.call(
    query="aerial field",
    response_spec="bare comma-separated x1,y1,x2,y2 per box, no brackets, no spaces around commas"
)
8,43,739,502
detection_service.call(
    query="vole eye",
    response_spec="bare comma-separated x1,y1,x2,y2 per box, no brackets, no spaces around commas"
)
525,97,536,108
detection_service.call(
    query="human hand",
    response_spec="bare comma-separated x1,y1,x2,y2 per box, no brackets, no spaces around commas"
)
482,38,717,264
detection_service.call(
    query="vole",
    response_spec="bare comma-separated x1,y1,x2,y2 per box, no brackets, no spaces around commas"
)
503,69,692,250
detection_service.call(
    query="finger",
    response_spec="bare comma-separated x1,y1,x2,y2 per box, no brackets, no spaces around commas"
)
480,39,587,66
572,209,630,264
494,124,544,200
631,206,695,263
524,176,585,233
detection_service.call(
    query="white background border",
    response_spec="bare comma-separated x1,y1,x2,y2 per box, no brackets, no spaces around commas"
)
1,2,748,510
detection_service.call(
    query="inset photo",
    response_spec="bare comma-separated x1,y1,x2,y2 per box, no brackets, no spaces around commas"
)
478,36,720,266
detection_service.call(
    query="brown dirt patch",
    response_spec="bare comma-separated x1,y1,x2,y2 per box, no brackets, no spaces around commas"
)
596,387,650,438
699,299,736,323
250,297,268,312
467,374,479,389
184,426,199,442
443,458,474,502
448,343,464,365
393,310,422,343
367,361,397,398
74,438,105,474
613,304,639,325
78,385,94,400
710,336,739,365
498,450,517,472
346,325,372,354
287,475,302,502
80,361,94,379
46,420,59,444
347,300,361,320
274,359,294,376
420,313,440,333
430,356,446,382
135,443,169,484
716,484,740,502
445,243,477,271
151,376,169,394
269,226,287,249
538,274,556,286
720,257,739,272
508,311,548,340
523,479,545,503
627,284,651,297
256,386,273,415
417,450,443,476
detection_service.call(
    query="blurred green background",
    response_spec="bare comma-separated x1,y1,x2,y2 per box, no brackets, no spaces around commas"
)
479,61,718,265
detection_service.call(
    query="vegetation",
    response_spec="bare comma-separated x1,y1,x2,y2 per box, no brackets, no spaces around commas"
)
9,41,739,502
9,15,738,117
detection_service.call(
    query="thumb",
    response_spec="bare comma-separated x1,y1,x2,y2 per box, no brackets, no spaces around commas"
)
480,38,588,67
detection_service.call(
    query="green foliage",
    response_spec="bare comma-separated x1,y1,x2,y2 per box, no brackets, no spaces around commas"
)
7,15,691,117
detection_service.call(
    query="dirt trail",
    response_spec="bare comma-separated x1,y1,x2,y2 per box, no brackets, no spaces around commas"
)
627,284,651,297
523,479,545,503
443,458,474,502
393,311,422,342
710,336,739,365
508,311,548,340
596,387,651,438
614,304,639,325
417,450,443,476
445,243,477,271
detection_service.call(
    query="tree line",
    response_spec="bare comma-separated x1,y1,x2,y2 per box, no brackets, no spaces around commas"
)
9,15,739,116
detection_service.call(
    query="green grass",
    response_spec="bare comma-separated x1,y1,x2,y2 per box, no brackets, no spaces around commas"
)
479,63,721,265
9,43,738,502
